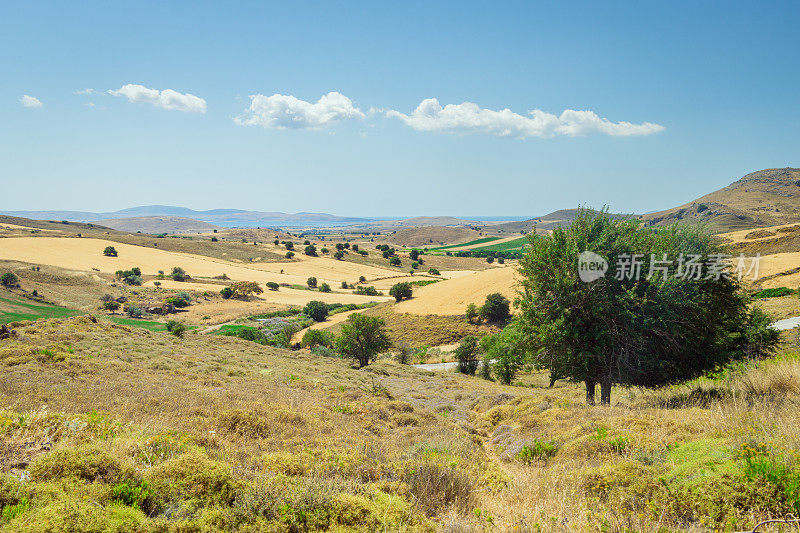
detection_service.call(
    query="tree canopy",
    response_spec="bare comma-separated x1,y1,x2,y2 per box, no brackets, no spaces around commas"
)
335,313,392,368
517,209,779,405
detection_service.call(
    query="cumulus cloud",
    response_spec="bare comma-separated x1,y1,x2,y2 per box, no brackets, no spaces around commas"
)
386,98,664,138
108,84,206,113
234,92,365,129
19,95,43,108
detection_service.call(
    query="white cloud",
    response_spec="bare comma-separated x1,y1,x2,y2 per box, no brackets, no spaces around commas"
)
386,98,664,138
74,88,97,95
234,92,365,129
19,95,43,108
108,84,206,113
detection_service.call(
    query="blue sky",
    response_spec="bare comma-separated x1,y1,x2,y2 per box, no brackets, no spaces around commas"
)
2,1,799,218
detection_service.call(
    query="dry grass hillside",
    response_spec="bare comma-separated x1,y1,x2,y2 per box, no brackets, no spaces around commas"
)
1,316,799,531
643,167,800,232
390,227,483,247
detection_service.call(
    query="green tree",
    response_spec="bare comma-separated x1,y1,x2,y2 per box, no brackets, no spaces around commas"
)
102,301,120,313
517,208,779,405
306,277,317,288
428,267,440,276
319,282,331,293
389,256,401,266
301,329,335,349
229,281,263,299
409,249,420,261
265,281,279,291
334,250,344,260
0,272,18,287
303,300,329,322
335,313,392,368
465,303,479,323
171,267,187,281
389,282,413,302
455,336,479,375
220,287,233,299
479,293,511,323
480,324,526,385
304,245,318,257
103,246,118,257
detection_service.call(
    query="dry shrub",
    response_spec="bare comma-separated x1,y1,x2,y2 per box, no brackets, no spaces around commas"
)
29,445,124,483
405,461,476,516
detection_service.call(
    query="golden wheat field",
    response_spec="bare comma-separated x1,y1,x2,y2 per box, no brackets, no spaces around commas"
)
394,266,517,316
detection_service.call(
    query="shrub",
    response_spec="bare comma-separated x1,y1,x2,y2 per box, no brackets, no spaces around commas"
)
455,336,479,375
319,282,331,293
479,353,493,380
30,445,123,483
304,300,329,322
170,266,187,281
111,479,156,512
428,268,440,275
486,256,495,264
479,293,511,323
516,440,559,464
409,249,420,261
359,250,368,256
145,449,237,506
304,240,311,245
103,301,120,313
341,281,348,289
266,281,279,291
165,320,186,337
285,251,295,259
211,236,218,242
164,296,189,308
126,306,143,318
465,303,478,323
305,245,318,256
0,272,19,287
220,286,233,299
336,313,392,367
355,286,380,296
389,256,401,266
307,277,318,288
229,281,264,299
285,241,294,250
411,262,419,270
103,246,118,257
752,287,794,299
321,248,329,254
359,275,367,283
389,282,413,302
352,244,359,252
334,250,344,260
301,329,335,349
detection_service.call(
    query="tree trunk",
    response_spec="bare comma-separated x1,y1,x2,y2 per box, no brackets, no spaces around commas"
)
585,380,596,405
600,380,612,405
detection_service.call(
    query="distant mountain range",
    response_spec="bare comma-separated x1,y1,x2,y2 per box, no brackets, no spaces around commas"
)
0,205,374,228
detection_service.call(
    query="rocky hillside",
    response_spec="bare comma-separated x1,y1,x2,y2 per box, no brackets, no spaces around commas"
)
642,167,800,233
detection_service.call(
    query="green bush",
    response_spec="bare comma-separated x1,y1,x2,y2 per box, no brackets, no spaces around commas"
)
455,336,479,375
111,479,156,512
752,287,794,299
466,303,478,323
170,266,187,281
30,445,124,483
286,251,295,259
103,301,120,313
220,286,233,299
301,329,335,349
265,281,279,291
145,449,238,506
304,300,329,322
355,286,380,296
164,296,189,308
165,320,186,337
103,246,118,257
427,268,440,275
516,440,559,464
126,306,143,318
389,282,412,302
389,256,401,266
479,293,511,323
0,272,18,286
305,244,318,257
307,277,318,288
319,282,331,293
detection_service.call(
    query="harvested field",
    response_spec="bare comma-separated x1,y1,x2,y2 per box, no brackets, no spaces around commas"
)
393,266,517,316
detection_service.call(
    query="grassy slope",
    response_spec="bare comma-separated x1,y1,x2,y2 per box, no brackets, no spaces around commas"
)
430,237,500,250
0,317,799,531
0,317,799,530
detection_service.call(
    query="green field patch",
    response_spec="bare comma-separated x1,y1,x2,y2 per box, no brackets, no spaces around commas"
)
0,294,84,323
665,438,738,484
430,237,500,250
473,236,529,252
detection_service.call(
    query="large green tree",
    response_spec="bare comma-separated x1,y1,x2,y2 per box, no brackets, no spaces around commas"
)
335,313,392,368
517,209,778,405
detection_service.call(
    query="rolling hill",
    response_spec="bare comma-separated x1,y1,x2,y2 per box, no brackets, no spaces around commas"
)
94,216,222,234
1,205,373,228
642,167,800,233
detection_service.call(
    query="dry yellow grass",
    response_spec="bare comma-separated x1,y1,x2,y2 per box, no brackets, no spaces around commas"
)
393,266,517,316
0,237,398,307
